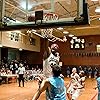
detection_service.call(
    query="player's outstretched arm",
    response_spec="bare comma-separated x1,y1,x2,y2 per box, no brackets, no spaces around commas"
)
43,39,51,60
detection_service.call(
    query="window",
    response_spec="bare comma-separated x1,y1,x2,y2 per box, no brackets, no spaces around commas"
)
15,33,19,41
29,37,36,45
10,32,20,42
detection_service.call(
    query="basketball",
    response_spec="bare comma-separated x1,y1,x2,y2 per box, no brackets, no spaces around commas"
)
28,16,35,22
51,44,59,50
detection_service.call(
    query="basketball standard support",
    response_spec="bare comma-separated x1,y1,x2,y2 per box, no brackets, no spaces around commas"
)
50,0,55,12
0,0,89,31
77,0,83,17
0,0,5,26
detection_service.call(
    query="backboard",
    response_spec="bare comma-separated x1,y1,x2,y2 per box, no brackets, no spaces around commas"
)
0,0,89,30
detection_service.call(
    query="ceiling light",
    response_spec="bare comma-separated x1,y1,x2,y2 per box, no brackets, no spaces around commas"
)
0,44,3,47
19,48,23,51
95,6,100,13
68,34,74,37
57,27,63,30
99,18,100,20
72,36,77,39
63,31,69,34
91,0,98,1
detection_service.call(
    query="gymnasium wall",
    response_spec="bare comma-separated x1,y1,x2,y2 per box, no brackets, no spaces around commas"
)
1,32,40,52
20,38,44,65
20,35,100,66
58,35,100,66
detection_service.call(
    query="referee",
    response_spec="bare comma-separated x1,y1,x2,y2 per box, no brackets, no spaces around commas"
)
17,63,25,87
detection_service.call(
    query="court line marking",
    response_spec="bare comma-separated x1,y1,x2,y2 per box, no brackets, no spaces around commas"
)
91,92,97,100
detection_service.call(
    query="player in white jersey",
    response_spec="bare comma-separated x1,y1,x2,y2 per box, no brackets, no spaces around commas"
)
35,39,60,89
67,67,80,100
71,70,86,100
43,43,60,78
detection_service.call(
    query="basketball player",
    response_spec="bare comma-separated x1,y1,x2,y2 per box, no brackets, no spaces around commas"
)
67,67,80,100
71,70,86,100
43,39,60,78
32,65,66,100
95,72,100,100
78,71,86,89
35,39,60,89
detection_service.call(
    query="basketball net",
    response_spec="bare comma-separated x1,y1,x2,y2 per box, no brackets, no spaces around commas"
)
41,13,58,41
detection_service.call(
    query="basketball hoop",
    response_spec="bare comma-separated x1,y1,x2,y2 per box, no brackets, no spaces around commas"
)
43,13,59,21
41,13,59,39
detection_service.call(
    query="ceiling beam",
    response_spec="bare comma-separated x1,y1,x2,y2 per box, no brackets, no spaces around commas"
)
5,1,27,14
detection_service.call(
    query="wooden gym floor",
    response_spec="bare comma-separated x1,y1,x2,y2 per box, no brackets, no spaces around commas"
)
0,78,98,100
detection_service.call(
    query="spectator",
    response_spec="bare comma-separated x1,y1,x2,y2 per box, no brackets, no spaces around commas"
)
66,66,71,77
17,63,25,87
83,66,87,77
93,67,98,79
88,67,92,78
0,69,2,85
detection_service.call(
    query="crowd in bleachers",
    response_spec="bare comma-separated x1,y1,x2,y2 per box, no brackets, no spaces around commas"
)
66,65,99,79
24,67,43,81
0,58,100,85
0,59,43,84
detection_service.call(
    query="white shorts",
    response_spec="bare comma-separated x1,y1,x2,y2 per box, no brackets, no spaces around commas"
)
67,84,74,94
72,88,85,100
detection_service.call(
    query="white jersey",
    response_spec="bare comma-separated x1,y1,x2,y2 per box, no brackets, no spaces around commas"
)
71,76,86,100
18,67,25,74
67,73,80,94
78,76,85,89
71,73,80,86
43,53,60,78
